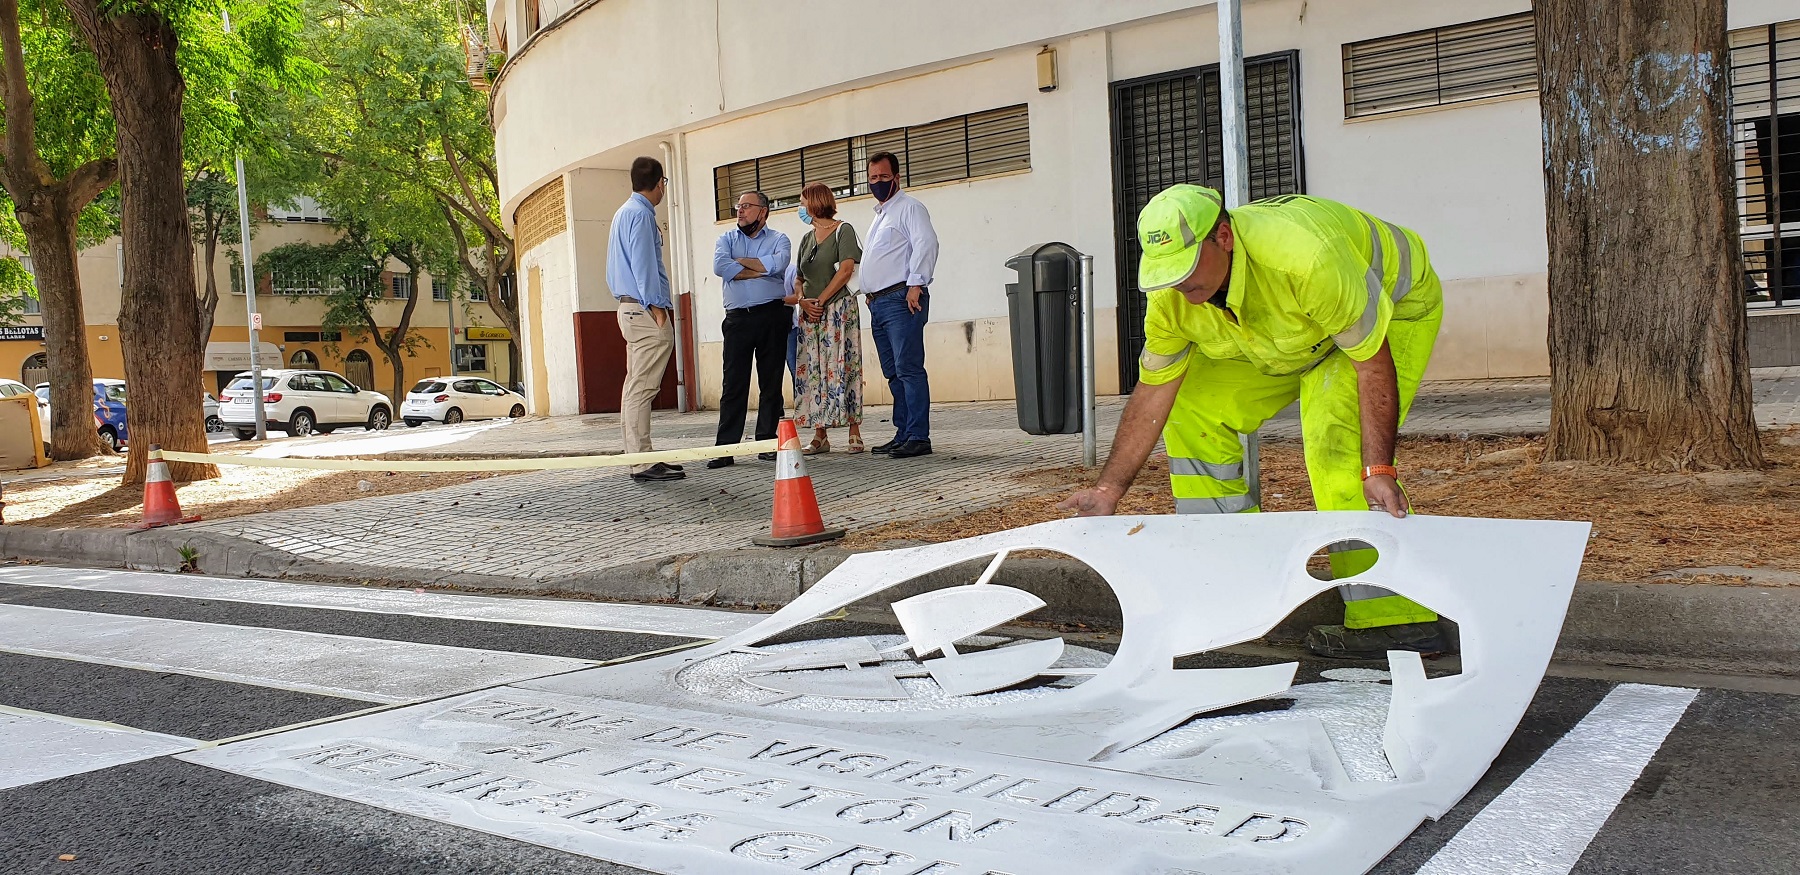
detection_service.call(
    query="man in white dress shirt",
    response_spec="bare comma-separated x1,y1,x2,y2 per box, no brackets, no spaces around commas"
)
859,151,940,459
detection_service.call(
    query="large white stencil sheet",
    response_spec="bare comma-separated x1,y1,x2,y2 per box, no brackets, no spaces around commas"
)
182,512,1590,874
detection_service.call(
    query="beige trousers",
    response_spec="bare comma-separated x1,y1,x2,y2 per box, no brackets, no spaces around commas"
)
617,303,674,474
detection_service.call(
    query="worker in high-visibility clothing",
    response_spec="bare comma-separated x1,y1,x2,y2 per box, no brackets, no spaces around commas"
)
1060,184,1449,659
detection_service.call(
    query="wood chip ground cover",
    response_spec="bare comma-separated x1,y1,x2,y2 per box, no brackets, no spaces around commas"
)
1,467,506,528
844,430,1800,583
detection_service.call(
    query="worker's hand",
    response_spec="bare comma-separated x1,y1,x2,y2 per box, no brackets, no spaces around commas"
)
906,286,923,314
1059,484,1121,517
1364,474,1408,519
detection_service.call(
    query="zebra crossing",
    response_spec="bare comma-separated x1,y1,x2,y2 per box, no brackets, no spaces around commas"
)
1,565,1796,875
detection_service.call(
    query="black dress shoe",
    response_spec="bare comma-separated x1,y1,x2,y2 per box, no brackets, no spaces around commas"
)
870,436,904,454
631,462,686,482
705,456,734,469
889,440,933,459
665,463,683,472
757,451,778,461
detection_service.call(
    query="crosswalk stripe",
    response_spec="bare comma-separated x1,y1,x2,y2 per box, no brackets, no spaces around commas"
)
1414,683,1698,875
0,565,763,639
0,704,196,789
0,603,593,704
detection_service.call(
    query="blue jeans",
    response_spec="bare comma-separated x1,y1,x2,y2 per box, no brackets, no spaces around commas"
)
868,287,930,442
786,324,800,396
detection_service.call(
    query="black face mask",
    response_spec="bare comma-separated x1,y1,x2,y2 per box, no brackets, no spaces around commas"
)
738,219,762,235
869,180,897,202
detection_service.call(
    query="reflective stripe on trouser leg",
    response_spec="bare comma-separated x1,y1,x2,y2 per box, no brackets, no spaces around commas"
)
1164,355,1301,515
1300,264,1446,629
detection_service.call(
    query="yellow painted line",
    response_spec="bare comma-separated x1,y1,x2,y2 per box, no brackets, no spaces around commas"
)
160,439,778,473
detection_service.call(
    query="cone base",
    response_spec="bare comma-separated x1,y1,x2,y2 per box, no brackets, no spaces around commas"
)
752,527,846,548
131,514,203,531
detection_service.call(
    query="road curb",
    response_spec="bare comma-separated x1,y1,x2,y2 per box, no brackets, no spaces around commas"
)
2,523,1794,674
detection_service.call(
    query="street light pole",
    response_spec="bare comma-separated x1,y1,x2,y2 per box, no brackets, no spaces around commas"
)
224,9,266,440
1217,0,1258,506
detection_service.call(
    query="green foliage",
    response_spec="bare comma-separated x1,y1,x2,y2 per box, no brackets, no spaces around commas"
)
257,234,430,359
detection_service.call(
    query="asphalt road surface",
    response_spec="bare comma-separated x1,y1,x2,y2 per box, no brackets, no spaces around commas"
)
1,566,1795,874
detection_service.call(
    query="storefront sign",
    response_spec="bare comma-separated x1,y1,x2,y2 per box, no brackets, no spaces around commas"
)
203,341,282,372
0,325,45,341
464,327,511,341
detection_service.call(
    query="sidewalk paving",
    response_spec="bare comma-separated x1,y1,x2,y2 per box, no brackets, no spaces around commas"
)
164,368,1800,583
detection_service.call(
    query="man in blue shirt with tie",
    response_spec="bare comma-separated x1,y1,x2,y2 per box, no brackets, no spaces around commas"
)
706,190,794,468
606,156,683,482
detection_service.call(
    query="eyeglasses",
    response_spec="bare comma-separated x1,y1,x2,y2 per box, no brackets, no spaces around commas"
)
734,203,765,212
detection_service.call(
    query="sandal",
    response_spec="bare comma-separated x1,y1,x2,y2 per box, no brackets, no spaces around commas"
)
803,437,831,456
846,435,864,454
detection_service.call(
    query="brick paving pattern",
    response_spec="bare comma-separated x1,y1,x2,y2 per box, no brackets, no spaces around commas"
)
191,369,1800,581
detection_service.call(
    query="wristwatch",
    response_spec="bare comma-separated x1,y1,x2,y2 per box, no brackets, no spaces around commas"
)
1361,464,1399,481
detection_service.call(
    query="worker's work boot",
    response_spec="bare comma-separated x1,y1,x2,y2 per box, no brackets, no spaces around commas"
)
1304,621,1453,660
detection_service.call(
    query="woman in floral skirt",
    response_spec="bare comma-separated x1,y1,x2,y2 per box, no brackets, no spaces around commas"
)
787,182,864,454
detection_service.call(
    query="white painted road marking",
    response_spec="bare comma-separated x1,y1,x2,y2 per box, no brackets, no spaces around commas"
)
0,565,764,638
0,704,196,789
1415,683,1699,875
0,603,593,704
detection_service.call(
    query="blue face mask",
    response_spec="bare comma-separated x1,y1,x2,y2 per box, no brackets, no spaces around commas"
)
870,180,897,202
798,205,812,225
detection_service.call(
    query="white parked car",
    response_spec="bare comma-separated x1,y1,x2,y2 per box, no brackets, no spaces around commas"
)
219,369,393,439
204,393,223,433
402,377,527,426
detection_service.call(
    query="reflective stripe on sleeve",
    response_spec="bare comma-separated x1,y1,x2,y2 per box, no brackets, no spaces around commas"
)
1384,220,1414,303
1338,583,1396,602
1139,343,1192,373
1175,494,1259,514
1169,456,1244,481
1333,219,1387,351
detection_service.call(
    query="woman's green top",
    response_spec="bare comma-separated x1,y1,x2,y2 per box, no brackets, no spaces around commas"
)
796,221,862,299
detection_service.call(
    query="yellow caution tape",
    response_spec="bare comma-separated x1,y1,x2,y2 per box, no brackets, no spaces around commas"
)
159,439,779,473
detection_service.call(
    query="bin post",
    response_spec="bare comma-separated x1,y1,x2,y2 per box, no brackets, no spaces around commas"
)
1079,254,1097,469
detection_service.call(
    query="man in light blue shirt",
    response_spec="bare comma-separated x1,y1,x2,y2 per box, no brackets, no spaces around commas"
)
706,190,794,467
606,156,683,482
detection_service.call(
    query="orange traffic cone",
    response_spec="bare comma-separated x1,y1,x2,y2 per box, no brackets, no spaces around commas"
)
136,445,201,529
753,418,845,547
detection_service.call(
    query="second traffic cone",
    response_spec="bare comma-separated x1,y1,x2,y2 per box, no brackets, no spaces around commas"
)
753,418,844,547
136,444,201,530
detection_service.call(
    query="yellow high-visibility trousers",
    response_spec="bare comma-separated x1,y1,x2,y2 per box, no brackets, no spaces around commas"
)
1163,276,1443,629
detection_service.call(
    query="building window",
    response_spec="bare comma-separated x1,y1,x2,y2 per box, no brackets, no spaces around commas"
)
469,284,487,303
1342,12,1538,119
431,277,448,301
713,104,1031,220
266,195,333,223
1732,19,1800,308
15,256,37,314
289,349,319,368
270,267,378,297
454,343,488,372
390,275,412,299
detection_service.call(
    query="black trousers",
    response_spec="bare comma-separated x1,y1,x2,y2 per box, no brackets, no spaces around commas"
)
716,300,794,446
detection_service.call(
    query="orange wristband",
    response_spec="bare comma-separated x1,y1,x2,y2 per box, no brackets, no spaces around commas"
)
1361,464,1398,481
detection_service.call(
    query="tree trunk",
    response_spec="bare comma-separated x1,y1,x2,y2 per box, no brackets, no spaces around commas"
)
381,266,422,402
16,201,101,459
65,1,217,483
196,216,219,346
1536,0,1763,469
0,0,104,460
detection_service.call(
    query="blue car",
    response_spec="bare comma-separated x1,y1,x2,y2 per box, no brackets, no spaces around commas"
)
35,378,130,452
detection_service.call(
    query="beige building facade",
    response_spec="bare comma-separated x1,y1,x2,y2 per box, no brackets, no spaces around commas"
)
487,0,1800,415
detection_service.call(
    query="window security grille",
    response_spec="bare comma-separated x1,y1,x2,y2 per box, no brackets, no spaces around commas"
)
1731,19,1800,308
713,105,1030,220
391,275,413,299
1342,12,1537,119
1109,53,1304,391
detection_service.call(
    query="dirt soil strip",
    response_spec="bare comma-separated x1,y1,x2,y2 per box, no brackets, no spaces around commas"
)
2,468,511,529
845,430,1800,584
